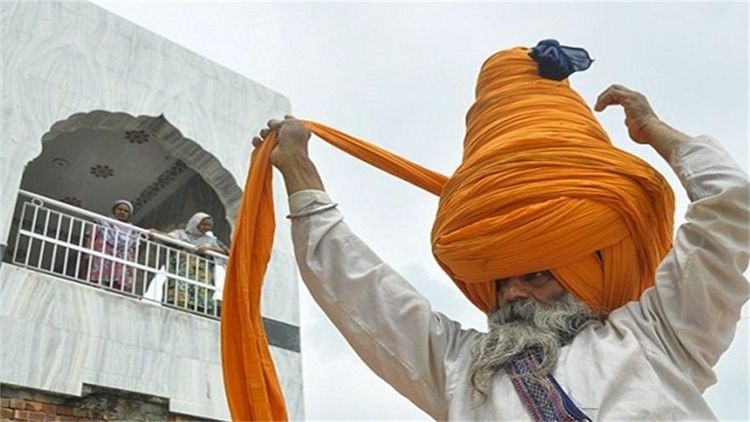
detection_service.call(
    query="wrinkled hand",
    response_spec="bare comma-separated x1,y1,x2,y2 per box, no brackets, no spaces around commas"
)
594,84,661,145
595,84,689,160
252,115,311,171
251,115,324,194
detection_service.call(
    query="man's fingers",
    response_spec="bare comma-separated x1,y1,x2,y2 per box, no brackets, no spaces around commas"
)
596,84,640,111
267,118,283,130
257,116,304,151
595,85,625,111
594,88,613,111
594,96,611,112
265,116,298,134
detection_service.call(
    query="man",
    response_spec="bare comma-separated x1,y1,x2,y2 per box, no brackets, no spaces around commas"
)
253,81,748,420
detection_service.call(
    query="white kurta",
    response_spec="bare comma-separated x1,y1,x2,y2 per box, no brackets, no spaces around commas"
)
289,136,749,420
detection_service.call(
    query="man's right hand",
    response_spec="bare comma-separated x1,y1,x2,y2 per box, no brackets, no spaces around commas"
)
252,115,325,195
252,115,311,171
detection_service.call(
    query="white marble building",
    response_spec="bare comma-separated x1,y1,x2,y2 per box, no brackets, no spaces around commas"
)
0,1,303,420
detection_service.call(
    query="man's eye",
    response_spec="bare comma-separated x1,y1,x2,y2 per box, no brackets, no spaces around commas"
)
525,272,547,284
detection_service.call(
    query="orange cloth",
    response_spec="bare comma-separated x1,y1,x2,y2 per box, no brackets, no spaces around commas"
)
221,46,674,419
221,127,446,421
432,47,675,315
221,138,287,421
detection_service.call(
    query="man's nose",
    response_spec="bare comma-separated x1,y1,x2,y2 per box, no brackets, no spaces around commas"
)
500,278,530,303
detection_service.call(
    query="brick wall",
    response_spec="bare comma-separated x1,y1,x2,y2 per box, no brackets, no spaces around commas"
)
0,384,213,422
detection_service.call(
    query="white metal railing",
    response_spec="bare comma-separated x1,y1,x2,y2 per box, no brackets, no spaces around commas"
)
7,190,229,319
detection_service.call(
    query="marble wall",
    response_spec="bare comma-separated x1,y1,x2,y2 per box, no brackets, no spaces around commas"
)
0,265,304,420
0,1,303,420
0,2,297,248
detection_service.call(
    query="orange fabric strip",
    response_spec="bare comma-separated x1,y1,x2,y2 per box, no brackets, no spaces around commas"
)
220,123,448,421
221,133,287,422
306,122,449,195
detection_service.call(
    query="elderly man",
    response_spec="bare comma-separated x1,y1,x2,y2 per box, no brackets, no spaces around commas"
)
253,70,748,420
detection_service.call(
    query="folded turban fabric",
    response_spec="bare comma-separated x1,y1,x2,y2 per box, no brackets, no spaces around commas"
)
221,41,675,420
432,45,674,315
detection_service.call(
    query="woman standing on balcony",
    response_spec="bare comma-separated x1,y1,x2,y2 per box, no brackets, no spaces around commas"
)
86,199,138,293
163,212,228,315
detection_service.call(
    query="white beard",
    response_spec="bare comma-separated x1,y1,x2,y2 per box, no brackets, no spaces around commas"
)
469,293,601,402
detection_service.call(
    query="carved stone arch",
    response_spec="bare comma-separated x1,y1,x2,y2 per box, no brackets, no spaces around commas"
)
33,109,242,242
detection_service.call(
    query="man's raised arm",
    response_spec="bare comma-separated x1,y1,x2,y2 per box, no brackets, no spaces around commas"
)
597,84,750,390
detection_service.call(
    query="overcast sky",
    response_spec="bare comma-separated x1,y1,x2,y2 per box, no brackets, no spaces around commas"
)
93,2,748,420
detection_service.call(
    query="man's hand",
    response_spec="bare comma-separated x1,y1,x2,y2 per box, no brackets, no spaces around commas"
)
252,115,325,195
252,115,312,171
595,84,689,161
594,84,662,145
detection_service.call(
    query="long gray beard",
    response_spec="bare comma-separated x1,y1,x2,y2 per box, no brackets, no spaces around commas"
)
469,293,601,403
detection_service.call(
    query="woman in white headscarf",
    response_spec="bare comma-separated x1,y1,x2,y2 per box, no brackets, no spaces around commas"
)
163,212,228,315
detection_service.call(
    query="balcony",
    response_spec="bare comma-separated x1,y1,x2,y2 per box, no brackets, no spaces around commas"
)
0,190,239,419
1,189,303,420
6,190,227,319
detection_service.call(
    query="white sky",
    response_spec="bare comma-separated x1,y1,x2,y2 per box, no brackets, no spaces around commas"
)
93,1,749,420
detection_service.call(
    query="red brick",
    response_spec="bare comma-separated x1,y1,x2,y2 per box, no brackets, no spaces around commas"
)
15,409,31,420
24,411,44,422
54,417,77,422
41,403,57,414
10,399,27,410
1,407,14,418
71,408,88,418
25,402,43,412
55,407,74,417
0,398,10,407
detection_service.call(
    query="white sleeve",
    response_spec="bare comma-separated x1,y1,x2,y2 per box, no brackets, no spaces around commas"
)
626,136,750,390
289,190,475,419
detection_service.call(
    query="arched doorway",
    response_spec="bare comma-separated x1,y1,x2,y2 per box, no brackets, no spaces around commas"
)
20,110,242,245
4,109,244,317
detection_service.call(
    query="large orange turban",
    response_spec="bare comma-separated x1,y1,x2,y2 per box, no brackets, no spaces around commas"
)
432,46,675,315
221,42,675,420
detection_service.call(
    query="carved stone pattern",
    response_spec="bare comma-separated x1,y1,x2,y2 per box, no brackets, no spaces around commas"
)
124,129,149,144
90,164,114,178
132,160,188,210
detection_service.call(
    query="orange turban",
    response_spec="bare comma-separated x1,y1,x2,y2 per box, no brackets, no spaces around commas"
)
222,42,675,420
430,46,675,315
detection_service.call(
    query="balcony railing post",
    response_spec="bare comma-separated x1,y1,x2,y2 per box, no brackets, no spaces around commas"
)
27,200,40,267
62,215,73,278
37,207,51,270
13,202,27,266
49,211,61,273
